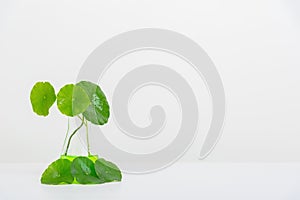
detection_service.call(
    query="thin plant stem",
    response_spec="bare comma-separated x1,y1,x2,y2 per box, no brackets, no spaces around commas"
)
78,115,83,121
61,118,70,155
85,118,91,156
64,116,85,156
78,115,90,155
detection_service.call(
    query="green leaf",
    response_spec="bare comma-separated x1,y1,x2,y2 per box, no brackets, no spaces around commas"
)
30,82,56,116
57,84,90,117
41,159,73,185
76,81,110,125
71,156,102,184
95,158,122,183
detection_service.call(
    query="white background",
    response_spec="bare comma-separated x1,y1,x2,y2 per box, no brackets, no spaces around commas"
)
1,1,300,199
0,0,300,164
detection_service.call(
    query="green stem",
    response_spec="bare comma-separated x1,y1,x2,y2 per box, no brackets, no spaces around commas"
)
61,118,70,155
85,118,91,156
64,116,85,156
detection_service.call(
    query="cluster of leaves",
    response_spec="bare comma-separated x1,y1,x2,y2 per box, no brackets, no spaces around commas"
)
41,156,122,185
30,80,122,185
30,80,109,125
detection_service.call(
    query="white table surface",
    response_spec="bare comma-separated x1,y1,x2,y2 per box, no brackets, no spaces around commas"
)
0,163,299,200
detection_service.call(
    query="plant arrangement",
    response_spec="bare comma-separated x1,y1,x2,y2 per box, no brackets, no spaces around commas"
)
30,81,122,185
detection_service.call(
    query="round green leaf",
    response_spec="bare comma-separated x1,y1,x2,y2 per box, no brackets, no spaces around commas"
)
30,82,56,116
57,84,90,117
71,156,102,184
95,158,122,182
76,81,110,125
41,159,73,185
